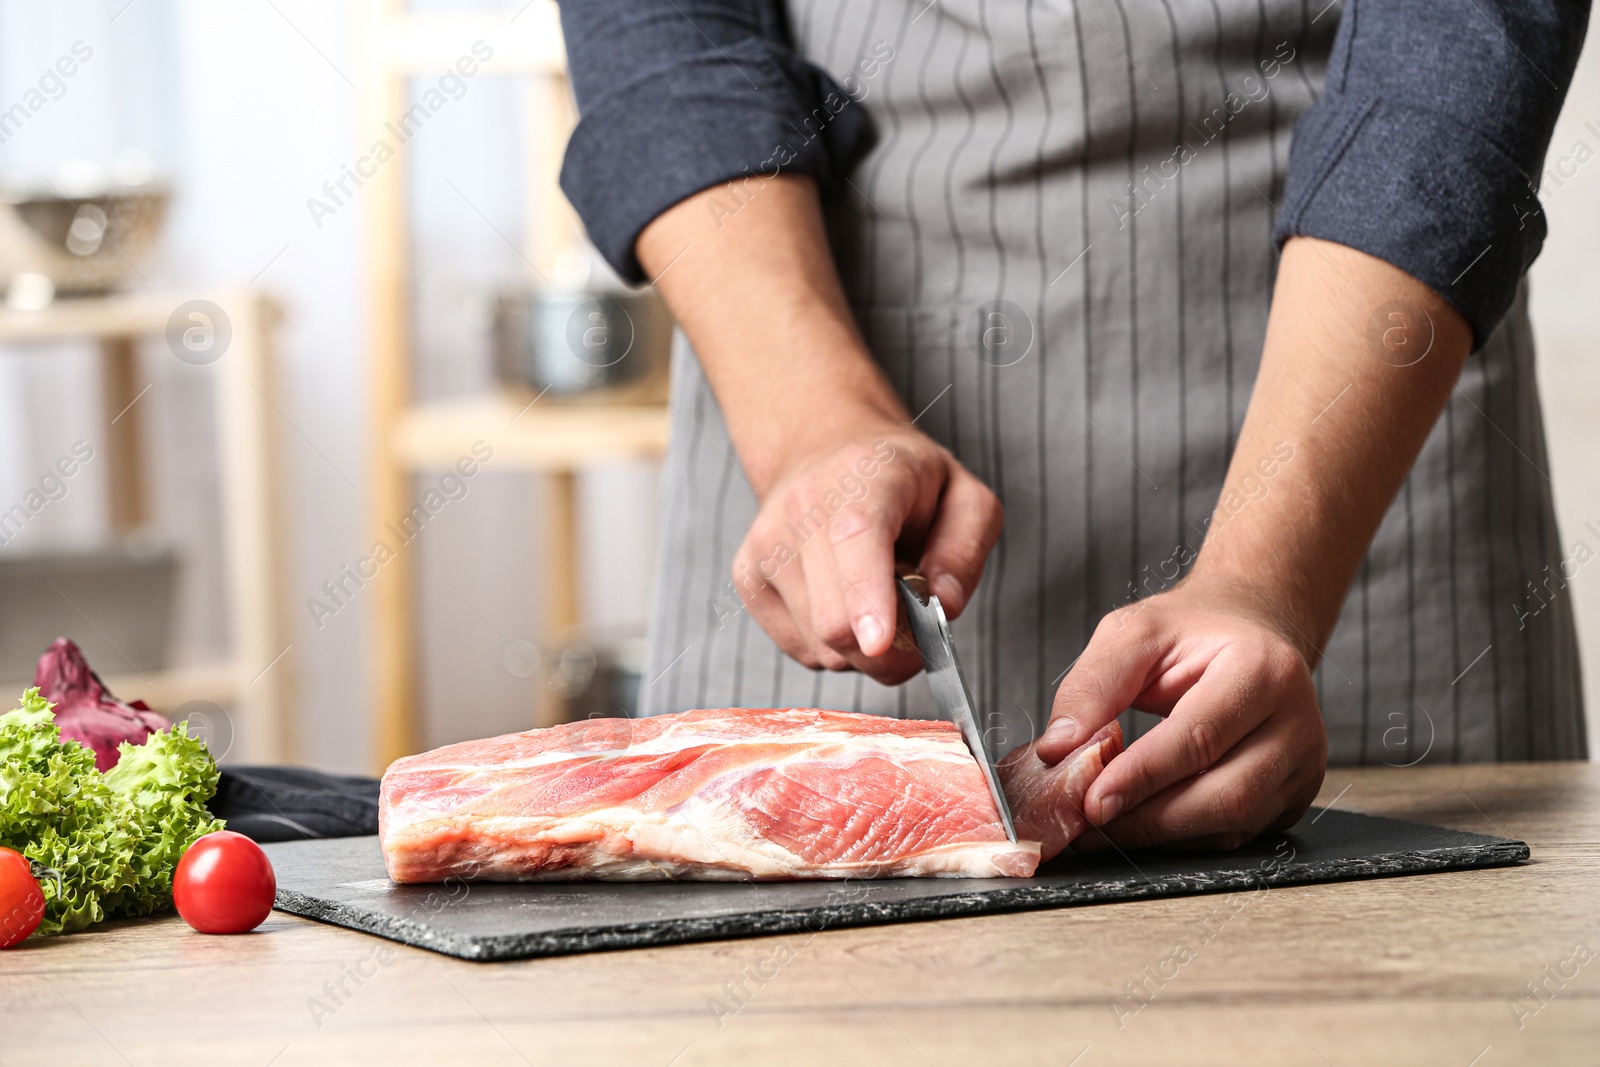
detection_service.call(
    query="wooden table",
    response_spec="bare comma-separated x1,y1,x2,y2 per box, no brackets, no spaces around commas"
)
7,764,1598,1066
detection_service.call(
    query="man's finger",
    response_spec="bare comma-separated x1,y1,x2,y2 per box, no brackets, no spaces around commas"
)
1036,607,1173,767
732,566,810,665
1078,712,1313,851
731,551,847,671
843,643,924,686
1082,644,1288,824
829,499,904,658
916,465,1002,620
797,527,855,655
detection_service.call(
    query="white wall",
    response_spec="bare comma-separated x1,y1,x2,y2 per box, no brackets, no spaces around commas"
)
1530,37,1600,754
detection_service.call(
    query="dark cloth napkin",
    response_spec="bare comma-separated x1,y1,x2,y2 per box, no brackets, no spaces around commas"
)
209,766,381,843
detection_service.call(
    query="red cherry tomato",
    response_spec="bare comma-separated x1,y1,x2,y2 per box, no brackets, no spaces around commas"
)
173,831,276,934
0,847,46,948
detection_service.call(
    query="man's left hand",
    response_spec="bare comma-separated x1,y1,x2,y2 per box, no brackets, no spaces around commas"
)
1033,572,1328,851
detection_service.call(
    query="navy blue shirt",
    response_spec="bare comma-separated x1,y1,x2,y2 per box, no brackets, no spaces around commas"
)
557,0,1589,347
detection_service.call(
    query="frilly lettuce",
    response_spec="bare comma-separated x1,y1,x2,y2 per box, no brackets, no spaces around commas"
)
0,687,223,936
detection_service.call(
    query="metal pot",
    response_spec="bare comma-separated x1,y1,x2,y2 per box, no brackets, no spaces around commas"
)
493,287,672,397
0,183,171,300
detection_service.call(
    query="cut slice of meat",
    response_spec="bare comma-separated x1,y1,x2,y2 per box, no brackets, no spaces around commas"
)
998,722,1125,860
379,707,1042,882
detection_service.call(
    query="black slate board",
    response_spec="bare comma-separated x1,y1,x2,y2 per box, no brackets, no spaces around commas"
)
264,808,1527,962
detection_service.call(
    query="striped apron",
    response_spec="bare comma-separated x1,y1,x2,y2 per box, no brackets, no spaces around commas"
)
640,0,1587,766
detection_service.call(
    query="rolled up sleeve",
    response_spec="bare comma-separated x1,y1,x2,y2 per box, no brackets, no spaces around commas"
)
556,0,873,283
1276,0,1590,347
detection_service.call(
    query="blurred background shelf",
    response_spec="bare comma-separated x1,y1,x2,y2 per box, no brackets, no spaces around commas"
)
0,293,176,340
0,289,294,763
89,661,244,710
0,661,244,724
390,394,670,470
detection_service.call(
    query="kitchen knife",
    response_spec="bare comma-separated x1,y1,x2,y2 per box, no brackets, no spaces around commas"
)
894,565,1018,842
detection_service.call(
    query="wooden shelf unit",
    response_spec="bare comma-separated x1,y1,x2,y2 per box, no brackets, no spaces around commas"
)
359,0,670,770
0,289,296,763
392,394,670,471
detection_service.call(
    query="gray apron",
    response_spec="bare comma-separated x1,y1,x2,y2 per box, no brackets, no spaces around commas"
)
641,0,1587,766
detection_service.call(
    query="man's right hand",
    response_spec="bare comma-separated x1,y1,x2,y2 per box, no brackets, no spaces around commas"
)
731,425,1002,685
636,174,1001,685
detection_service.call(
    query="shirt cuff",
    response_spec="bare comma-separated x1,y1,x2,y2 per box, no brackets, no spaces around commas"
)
1274,88,1544,349
560,36,873,284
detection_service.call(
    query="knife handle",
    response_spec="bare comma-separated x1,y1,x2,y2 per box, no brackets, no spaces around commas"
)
894,560,931,606
892,561,929,654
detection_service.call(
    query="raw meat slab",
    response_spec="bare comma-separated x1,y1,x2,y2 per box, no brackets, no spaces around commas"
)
265,807,1527,962
379,708,1054,882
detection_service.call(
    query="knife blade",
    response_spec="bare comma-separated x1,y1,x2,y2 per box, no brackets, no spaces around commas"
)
894,565,1018,842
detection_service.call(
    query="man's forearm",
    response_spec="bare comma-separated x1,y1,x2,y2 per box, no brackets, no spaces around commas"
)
1192,236,1474,662
636,175,908,495
637,174,1003,667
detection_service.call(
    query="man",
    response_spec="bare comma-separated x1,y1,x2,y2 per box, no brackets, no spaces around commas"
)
555,0,1588,852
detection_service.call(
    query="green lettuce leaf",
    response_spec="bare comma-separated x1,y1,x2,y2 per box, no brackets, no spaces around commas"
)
103,719,224,917
0,687,224,936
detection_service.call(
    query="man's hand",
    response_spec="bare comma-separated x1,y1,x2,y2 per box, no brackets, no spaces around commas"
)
638,174,1004,684
733,426,1001,685
1034,574,1326,850
1025,236,1473,852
